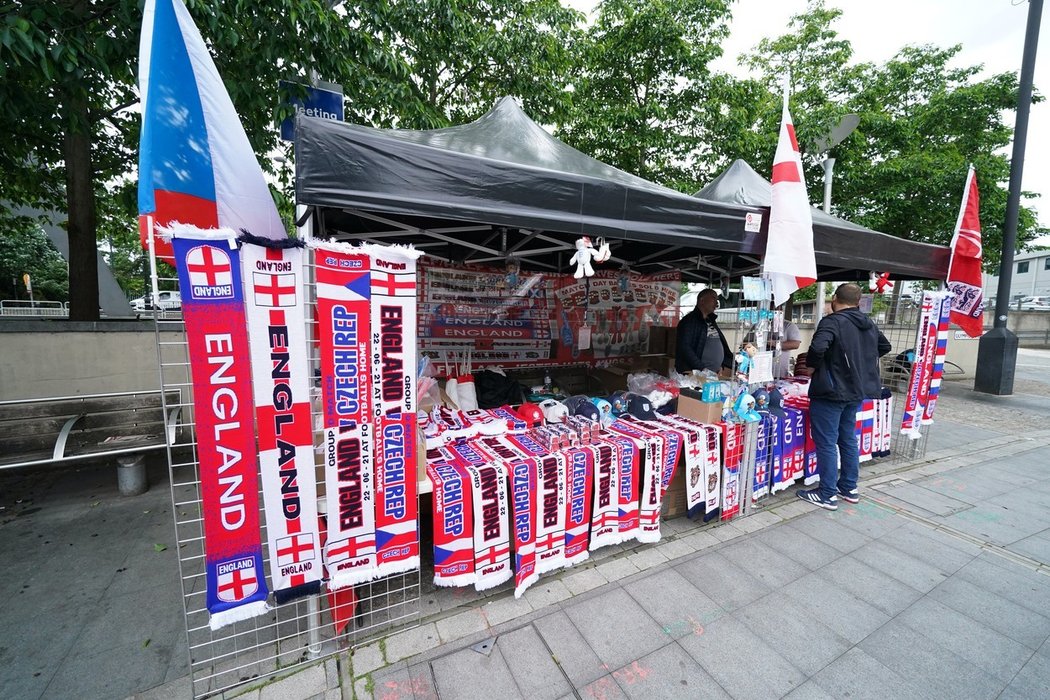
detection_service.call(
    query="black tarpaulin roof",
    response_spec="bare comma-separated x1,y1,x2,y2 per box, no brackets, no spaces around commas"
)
295,98,948,281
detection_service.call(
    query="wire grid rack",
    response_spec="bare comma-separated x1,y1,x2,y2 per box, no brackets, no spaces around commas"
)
876,295,933,464
150,251,420,699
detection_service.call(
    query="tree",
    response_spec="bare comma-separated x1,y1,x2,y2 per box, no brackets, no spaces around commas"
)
363,0,583,129
557,0,734,192
0,0,415,320
718,1,1046,269
0,223,69,302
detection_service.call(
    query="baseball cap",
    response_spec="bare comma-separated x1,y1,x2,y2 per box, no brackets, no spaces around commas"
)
515,402,544,427
539,399,570,424
564,395,600,422
626,393,657,421
589,397,614,427
608,391,631,416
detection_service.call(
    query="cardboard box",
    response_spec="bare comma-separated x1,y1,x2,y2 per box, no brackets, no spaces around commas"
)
661,461,688,519
676,389,723,425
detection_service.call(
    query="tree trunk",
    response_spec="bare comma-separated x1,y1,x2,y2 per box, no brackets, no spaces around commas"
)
64,90,100,322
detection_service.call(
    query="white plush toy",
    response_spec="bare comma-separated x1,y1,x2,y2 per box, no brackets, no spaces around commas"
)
571,237,598,279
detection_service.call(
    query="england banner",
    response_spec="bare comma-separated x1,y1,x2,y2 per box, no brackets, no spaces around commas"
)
366,245,423,577
170,227,269,629
901,292,938,438
313,241,377,587
241,238,322,603
922,292,953,425
946,166,986,338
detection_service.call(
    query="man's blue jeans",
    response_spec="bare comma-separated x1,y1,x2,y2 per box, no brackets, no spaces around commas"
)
808,399,861,501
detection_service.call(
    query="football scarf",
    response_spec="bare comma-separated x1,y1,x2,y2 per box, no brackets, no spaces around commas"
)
803,411,818,484
901,292,938,438
170,227,268,629
857,399,875,463
656,415,707,516
313,241,377,588
240,237,322,604
588,441,621,550
791,408,806,480
608,420,662,543
720,422,743,520
876,391,894,458
780,409,799,485
447,441,512,591
769,414,787,494
922,292,953,425
365,244,423,577
563,447,593,567
753,415,772,499
605,434,641,542
426,456,475,588
535,452,568,574
479,436,539,597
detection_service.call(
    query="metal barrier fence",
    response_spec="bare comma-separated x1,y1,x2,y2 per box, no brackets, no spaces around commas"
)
0,299,67,317
153,252,421,699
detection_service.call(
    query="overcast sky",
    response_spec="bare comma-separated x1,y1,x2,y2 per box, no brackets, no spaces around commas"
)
567,0,1048,241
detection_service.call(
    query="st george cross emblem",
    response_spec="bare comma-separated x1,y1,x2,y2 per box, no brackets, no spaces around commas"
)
186,245,234,299
253,271,297,307
276,533,316,566
216,557,259,602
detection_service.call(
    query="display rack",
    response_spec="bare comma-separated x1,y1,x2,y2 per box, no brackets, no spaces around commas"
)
151,248,420,699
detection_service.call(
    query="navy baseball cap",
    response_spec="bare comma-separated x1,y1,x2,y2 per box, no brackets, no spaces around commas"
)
564,395,600,422
626,393,656,420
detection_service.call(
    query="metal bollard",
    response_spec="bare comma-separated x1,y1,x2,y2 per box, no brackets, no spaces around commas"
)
117,454,149,496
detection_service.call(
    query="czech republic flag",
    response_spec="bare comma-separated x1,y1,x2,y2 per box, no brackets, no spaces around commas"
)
138,0,286,260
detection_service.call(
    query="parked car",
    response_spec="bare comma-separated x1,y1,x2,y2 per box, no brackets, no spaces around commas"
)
1019,296,1050,311
131,290,181,312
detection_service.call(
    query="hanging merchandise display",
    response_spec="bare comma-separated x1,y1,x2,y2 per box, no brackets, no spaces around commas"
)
921,293,953,425
241,236,323,604
901,290,951,438
169,226,270,630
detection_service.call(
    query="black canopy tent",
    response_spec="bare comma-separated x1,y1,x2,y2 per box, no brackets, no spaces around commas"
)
295,97,949,282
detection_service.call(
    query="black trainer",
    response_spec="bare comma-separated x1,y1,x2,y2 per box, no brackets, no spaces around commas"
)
796,489,838,511
838,489,860,504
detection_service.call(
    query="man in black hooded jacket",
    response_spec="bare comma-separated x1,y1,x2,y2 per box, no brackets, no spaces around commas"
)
797,283,891,511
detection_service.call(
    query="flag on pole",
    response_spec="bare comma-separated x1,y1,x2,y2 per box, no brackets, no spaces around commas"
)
946,166,985,338
764,82,817,306
138,0,286,259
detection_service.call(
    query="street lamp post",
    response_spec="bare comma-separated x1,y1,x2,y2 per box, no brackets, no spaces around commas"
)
812,114,860,322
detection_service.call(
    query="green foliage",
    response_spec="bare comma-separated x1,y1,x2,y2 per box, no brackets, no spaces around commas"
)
719,1,1046,270
557,0,733,191
0,220,69,301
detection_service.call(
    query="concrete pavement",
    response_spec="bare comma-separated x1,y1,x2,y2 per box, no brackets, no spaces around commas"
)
2,372,1049,699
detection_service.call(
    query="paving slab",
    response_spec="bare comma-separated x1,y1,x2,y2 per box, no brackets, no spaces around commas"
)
734,594,852,676
677,614,805,700
622,568,724,640
430,644,522,700
873,482,974,516
610,642,729,699
858,620,1005,700
927,576,1050,649
674,551,772,612
498,625,572,700
562,587,667,674
847,540,950,592
818,555,923,617
532,611,607,687
952,554,1050,618
780,572,891,645
875,521,980,574
784,513,871,553
811,646,931,700
562,566,608,596
750,523,843,571
719,537,810,589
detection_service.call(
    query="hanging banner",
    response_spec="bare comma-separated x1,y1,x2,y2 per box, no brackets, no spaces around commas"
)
922,292,953,425
901,292,938,438
170,227,269,629
427,457,475,587
314,242,377,587
366,245,423,577
241,238,322,603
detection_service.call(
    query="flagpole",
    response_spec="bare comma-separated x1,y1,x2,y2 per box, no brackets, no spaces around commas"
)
975,0,1043,395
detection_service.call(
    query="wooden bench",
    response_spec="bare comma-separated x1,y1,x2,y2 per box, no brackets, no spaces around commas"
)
0,390,183,494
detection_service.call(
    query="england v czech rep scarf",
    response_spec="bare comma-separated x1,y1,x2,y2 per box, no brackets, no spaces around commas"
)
364,244,423,577
170,226,269,629
313,240,377,588
426,454,475,587
241,235,322,604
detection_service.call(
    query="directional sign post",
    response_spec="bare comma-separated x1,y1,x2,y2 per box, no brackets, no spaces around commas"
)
279,80,344,142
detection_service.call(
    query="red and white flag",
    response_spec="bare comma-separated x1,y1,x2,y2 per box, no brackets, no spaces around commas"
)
946,166,985,338
765,83,817,306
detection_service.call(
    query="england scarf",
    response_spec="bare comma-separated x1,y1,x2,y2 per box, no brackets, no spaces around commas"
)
721,422,743,520
447,441,512,591
365,244,423,577
535,452,568,574
313,241,377,587
858,399,875,463
564,447,593,567
588,441,621,550
427,457,475,588
241,237,322,604
780,410,800,486
921,292,952,425
769,414,787,494
479,436,539,597
608,420,663,543
753,415,772,498
657,415,707,516
170,227,269,629
803,411,818,484
791,408,806,480
605,434,640,543
876,391,894,458
901,292,938,438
